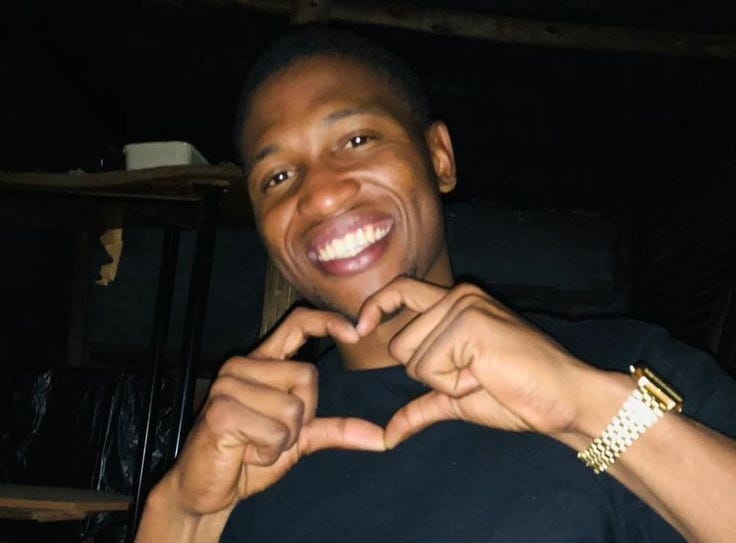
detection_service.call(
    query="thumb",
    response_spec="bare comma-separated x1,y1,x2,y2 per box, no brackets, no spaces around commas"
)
384,391,458,449
300,417,386,456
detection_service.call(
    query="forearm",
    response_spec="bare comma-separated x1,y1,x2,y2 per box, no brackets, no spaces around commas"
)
558,368,736,543
134,476,234,543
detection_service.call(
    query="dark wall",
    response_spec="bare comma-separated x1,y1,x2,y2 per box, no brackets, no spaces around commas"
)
2,2,735,209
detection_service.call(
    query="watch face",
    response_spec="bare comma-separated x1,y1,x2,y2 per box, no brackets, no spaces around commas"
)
631,365,684,412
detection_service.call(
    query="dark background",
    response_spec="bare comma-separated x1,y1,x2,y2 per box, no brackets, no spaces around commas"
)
2,0,735,209
2,0,736,364
1,1,735,367
1,3,735,541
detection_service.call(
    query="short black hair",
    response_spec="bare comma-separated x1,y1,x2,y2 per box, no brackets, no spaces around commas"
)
232,25,433,166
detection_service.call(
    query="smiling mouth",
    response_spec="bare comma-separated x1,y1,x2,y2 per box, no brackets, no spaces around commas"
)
314,222,392,262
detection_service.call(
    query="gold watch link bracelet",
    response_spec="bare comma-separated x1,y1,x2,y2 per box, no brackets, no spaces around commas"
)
578,364,684,474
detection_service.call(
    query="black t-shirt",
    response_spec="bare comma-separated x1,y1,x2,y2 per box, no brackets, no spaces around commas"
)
221,315,736,542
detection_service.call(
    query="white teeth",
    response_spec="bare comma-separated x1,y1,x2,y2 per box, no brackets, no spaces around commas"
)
316,223,390,262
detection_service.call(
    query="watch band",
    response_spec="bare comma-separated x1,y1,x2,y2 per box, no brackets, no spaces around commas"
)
577,364,683,474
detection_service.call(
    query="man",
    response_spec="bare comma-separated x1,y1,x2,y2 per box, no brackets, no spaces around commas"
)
136,27,736,542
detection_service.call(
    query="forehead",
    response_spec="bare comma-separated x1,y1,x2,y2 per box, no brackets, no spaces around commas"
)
240,55,412,156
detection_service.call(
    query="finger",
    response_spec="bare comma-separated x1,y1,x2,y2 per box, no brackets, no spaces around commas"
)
217,358,319,421
208,375,308,449
403,302,487,393
203,396,293,466
393,285,489,366
383,391,458,449
356,277,447,336
412,357,481,398
253,307,360,360
300,417,386,455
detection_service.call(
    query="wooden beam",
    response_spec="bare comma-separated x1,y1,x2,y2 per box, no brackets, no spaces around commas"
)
226,0,736,58
290,0,332,24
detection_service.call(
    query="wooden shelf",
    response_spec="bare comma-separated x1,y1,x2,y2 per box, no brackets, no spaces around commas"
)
0,164,254,229
0,484,131,522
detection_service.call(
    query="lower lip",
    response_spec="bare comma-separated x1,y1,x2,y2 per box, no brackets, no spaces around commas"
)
314,230,393,277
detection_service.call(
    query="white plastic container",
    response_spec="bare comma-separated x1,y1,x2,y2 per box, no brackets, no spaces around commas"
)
123,141,209,170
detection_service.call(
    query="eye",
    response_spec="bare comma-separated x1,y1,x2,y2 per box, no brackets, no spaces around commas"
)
263,170,292,191
344,134,374,149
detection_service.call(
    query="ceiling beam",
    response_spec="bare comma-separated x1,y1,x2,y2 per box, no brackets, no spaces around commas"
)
290,0,332,24
223,0,736,58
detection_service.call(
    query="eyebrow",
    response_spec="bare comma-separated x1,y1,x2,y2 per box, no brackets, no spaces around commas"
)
244,143,278,178
322,104,391,125
246,104,392,175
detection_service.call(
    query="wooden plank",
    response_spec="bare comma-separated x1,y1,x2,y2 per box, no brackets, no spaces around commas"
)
0,164,242,197
0,165,255,229
0,485,131,513
227,0,736,58
0,507,88,522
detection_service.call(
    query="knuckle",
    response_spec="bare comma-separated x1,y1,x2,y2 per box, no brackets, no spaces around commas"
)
455,304,486,326
203,396,238,435
218,356,247,377
294,362,319,388
269,420,292,451
287,306,310,321
387,335,406,361
280,396,305,425
400,404,420,430
382,275,408,293
208,374,238,397
257,447,282,466
451,290,491,318
331,417,347,441
453,282,486,300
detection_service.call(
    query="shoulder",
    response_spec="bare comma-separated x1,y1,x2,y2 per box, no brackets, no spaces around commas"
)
527,312,678,371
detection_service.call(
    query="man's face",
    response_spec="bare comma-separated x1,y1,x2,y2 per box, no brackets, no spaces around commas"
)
241,55,456,319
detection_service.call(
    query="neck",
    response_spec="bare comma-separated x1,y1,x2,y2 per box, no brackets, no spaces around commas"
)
336,247,455,370
337,307,418,370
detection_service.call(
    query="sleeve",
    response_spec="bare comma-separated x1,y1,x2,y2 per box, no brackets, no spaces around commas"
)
532,313,736,437
606,323,736,541
532,314,736,541
634,325,736,438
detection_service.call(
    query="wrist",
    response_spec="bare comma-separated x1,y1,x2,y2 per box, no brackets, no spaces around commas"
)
137,476,233,543
136,478,197,541
553,365,633,451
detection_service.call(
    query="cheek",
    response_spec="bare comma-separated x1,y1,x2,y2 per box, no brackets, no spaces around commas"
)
258,198,292,239
257,206,293,264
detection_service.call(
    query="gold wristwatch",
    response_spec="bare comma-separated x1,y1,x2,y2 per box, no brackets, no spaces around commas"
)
578,364,684,474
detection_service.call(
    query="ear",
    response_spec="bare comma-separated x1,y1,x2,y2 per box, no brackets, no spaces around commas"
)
425,121,457,194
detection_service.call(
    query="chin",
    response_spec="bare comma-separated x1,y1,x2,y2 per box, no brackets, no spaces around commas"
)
304,291,360,323
303,263,419,322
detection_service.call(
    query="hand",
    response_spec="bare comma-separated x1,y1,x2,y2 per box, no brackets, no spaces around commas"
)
160,307,386,516
357,277,593,448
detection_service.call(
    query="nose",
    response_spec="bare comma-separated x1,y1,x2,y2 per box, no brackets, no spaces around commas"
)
296,162,360,217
